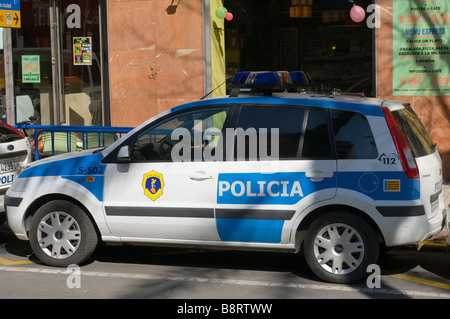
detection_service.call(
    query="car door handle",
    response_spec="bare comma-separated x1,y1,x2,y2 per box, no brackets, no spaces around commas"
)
305,170,334,182
189,171,214,181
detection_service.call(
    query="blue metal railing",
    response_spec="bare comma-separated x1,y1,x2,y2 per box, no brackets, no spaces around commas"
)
15,125,133,160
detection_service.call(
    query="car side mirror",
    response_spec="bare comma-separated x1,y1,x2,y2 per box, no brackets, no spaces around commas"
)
117,145,131,163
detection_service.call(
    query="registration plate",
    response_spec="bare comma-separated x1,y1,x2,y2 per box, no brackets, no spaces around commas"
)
431,197,439,214
0,159,20,174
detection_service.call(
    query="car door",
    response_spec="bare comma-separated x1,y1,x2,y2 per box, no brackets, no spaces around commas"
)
216,104,337,244
102,105,231,241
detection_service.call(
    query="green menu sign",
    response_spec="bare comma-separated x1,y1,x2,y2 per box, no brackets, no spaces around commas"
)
22,55,40,83
393,0,450,96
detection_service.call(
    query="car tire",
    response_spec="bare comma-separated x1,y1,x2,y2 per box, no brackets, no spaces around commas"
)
29,200,98,267
303,211,379,284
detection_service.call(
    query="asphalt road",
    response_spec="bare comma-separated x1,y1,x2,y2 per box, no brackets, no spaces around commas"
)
1,224,449,301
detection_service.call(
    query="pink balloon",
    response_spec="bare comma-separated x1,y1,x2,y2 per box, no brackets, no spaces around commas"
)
350,5,365,23
225,11,233,21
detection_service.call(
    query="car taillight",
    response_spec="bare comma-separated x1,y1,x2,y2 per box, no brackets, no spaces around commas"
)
382,107,419,179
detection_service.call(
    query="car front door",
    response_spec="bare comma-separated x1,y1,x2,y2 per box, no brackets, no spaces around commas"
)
102,106,230,241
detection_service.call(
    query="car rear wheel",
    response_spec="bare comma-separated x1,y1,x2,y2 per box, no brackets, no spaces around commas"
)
303,211,379,284
29,200,98,267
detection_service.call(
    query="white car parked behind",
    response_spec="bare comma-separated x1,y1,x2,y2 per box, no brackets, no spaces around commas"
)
0,121,31,226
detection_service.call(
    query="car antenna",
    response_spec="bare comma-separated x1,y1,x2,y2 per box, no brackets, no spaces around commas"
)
200,80,226,100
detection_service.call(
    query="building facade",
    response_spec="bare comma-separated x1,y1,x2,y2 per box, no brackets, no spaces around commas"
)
0,0,449,179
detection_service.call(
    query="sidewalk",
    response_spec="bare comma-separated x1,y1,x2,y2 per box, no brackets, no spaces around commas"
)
420,181,449,251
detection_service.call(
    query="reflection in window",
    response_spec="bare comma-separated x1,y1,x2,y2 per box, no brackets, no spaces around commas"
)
391,107,435,157
302,109,332,158
131,107,228,162
331,110,377,159
236,106,305,160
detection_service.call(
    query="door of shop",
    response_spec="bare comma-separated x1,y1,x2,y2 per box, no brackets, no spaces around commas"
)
5,0,107,127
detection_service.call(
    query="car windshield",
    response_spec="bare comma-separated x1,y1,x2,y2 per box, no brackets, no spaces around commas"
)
0,126,24,143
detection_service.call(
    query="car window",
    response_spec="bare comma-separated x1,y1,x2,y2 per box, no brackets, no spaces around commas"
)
0,125,24,143
235,105,305,160
301,109,333,159
331,109,378,159
131,107,229,162
391,107,435,157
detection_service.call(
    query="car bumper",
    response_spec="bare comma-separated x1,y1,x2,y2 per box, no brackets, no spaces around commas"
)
5,192,28,240
0,192,6,213
381,206,444,247
418,207,446,244
446,204,450,246
0,192,6,224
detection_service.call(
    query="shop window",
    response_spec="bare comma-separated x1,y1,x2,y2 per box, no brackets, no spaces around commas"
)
9,0,108,126
331,109,378,159
224,0,374,97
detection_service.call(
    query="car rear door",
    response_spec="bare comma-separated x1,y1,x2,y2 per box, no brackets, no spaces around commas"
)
216,104,337,244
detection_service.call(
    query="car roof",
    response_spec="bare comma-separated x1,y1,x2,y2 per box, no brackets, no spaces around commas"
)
171,93,387,117
101,93,388,158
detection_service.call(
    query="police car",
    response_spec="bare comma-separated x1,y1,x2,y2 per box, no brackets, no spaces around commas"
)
5,72,445,284
0,121,31,226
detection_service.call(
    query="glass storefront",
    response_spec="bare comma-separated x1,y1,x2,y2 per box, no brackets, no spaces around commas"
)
224,0,374,96
2,0,375,127
5,0,108,126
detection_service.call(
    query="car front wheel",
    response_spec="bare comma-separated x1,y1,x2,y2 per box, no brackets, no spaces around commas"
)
29,200,98,267
303,211,379,284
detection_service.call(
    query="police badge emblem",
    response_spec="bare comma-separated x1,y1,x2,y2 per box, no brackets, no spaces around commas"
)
142,170,165,201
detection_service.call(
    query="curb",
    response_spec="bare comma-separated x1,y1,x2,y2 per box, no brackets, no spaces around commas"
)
420,237,449,251
420,222,448,251
419,240,449,252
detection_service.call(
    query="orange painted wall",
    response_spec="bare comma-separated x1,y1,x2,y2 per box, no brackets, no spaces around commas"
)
107,0,205,127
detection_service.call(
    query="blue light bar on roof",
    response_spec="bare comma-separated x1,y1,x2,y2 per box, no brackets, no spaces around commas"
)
277,71,293,84
289,71,309,84
229,71,287,96
245,71,283,86
231,71,251,85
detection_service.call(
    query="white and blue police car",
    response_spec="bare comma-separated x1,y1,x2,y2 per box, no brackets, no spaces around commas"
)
5,72,445,284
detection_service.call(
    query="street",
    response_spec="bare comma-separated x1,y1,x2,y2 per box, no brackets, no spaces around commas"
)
0,224,449,301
